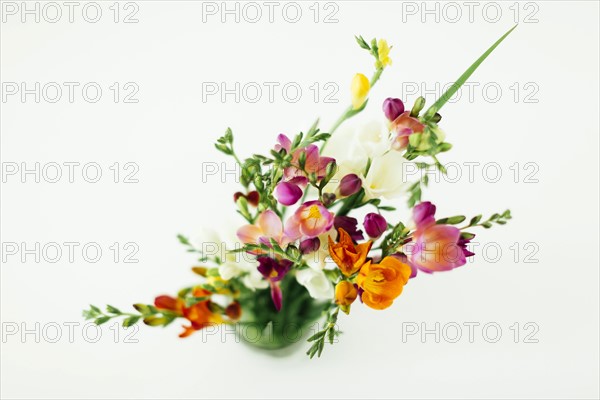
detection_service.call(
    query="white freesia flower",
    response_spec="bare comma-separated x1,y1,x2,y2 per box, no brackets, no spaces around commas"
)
295,268,334,300
356,120,390,159
362,149,411,200
191,227,268,290
324,121,411,200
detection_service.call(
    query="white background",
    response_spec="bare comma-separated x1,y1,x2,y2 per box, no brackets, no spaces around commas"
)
1,0,599,399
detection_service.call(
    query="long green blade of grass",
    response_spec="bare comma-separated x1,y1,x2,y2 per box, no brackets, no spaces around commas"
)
424,24,518,118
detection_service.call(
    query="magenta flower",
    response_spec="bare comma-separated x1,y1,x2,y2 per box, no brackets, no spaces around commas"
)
383,98,405,121
413,201,437,227
364,213,387,239
299,237,321,254
410,201,474,273
285,201,334,240
274,133,292,153
257,256,292,311
274,182,303,206
338,173,362,197
334,215,364,242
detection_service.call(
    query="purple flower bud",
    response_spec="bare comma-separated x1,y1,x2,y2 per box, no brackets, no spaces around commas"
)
274,182,302,206
338,174,362,197
334,216,364,242
364,213,387,239
382,98,405,122
299,237,321,254
413,201,436,228
322,192,336,207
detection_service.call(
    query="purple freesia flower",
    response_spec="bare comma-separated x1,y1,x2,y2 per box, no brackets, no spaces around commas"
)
257,256,293,311
382,98,405,121
364,213,387,239
299,237,321,254
334,215,364,242
338,174,362,197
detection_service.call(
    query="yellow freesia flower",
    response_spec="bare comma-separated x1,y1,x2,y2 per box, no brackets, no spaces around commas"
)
377,39,392,68
351,73,370,109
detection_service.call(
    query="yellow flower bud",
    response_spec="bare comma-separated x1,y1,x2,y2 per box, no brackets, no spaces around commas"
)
351,73,370,109
376,39,392,68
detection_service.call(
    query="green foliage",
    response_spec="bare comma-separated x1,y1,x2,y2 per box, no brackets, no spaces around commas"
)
381,222,411,257
423,25,518,119
306,306,341,359
82,303,160,328
463,209,512,229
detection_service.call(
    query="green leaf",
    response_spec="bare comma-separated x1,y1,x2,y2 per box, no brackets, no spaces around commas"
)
177,234,190,246
424,25,517,118
307,330,326,342
94,316,110,325
133,303,152,315
355,35,370,50
437,215,466,225
106,305,121,314
470,215,482,226
123,316,141,327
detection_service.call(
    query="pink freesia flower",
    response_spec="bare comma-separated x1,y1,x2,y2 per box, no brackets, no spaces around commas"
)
285,201,334,240
274,133,292,153
237,210,289,248
284,144,335,185
410,201,474,273
273,134,336,206
274,182,303,206
390,111,425,151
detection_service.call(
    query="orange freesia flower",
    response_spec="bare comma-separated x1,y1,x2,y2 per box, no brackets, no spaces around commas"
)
328,228,372,276
356,256,412,310
335,281,358,314
154,287,223,338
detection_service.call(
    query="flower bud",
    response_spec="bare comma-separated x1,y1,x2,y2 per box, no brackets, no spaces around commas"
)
335,281,358,314
338,174,362,197
299,237,321,254
351,73,370,109
410,96,426,117
274,182,303,206
246,191,260,207
233,192,244,203
382,98,405,121
322,192,336,207
225,302,242,320
364,213,387,239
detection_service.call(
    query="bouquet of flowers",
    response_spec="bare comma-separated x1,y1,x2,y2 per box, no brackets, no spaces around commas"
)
84,26,515,358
